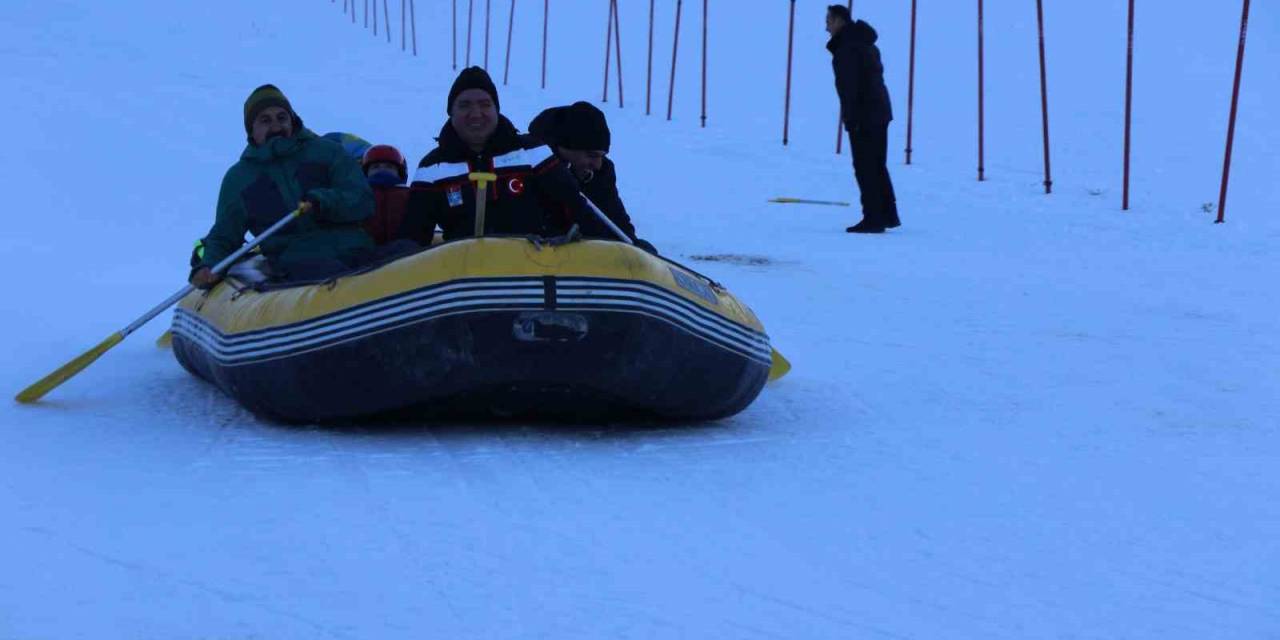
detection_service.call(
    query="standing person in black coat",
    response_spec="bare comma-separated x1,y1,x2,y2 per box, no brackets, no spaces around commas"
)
399,67,591,245
827,5,901,233
528,102,657,253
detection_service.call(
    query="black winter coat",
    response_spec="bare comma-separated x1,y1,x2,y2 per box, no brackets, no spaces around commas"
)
399,116,587,245
573,158,638,242
528,107,639,243
828,20,893,131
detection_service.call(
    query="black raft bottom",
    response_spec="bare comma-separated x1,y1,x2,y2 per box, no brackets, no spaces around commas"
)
175,309,769,424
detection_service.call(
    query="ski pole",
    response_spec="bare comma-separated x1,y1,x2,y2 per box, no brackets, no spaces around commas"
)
16,205,311,403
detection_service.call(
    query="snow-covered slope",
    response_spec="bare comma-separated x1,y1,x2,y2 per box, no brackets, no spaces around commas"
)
3,1,1277,637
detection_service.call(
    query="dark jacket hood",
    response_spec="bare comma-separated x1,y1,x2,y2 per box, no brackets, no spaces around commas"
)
828,19,878,52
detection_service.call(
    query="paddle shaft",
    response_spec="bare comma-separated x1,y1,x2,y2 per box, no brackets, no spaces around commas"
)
469,172,498,237
768,197,850,206
15,207,304,403
579,192,634,245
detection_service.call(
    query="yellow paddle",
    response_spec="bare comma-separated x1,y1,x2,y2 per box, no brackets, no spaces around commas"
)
15,205,309,404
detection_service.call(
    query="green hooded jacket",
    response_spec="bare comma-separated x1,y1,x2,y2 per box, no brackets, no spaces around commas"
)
197,128,374,275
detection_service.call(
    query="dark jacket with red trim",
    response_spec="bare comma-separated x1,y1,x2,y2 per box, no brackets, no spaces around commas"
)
828,20,893,131
364,185,411,245
399,116,588,245
527,107,639,243
571,159,637,242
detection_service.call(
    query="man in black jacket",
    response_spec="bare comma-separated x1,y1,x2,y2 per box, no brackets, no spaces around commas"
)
827,5,901,233
528,101,656,253
399,67,590,245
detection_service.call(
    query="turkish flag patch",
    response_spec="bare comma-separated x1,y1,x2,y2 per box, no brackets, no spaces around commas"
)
506,177,525,195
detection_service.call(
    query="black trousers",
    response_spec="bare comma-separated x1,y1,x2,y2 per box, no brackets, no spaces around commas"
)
849,125,900,228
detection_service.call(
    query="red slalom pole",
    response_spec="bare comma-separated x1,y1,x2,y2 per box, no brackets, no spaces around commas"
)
452,0,458,68
383,0,391,43
1035,0,1053,194
604,0,615,102
1122,0,1134,209
905,0,917,165
615,0,625,108
402,0,407,50
782,0,795,145
666,0,683,121
646,0,655,115
700,0,707,127
466,0,474,67
409,0,417,55
835,0,852,154
365,0,369,28
977,0,984,180
541,0,549,88
1217,0,1251,224
484,0,492,69
373,0,379,34
503,0,516,85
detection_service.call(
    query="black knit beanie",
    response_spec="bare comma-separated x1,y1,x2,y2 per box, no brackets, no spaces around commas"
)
447,67,500,114
557,101,611,152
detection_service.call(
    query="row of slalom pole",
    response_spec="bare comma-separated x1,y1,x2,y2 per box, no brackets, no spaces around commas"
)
340,0,416,55
776,0,1251,220
331,0,1251,222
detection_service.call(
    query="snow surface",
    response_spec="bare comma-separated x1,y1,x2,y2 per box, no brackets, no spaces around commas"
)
3,0,1278,637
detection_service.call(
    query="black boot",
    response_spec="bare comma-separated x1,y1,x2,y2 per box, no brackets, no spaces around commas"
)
846,220,885,234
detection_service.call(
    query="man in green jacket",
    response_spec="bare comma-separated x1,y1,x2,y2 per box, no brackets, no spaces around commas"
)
190,85,374,287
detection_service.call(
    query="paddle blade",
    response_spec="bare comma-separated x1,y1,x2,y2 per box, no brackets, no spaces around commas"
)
14,332,125,403
155,330,173,349
767,348,792,382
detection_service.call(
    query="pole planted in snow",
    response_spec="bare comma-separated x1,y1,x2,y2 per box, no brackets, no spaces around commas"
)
402,0,407,50
503,0,516,84
485,0,492,69
604,0,615,102
782,0,795,145
1122,0,1134,209
1217,0,1251,224
409,0,417,55
977,0,985,180
541,0,549,88
1035,0,1053,194
452,0,458,68
466,0,474,67
905,0,917,165
373,0,378,35
646,0,655,115
616,0,626,108
667,0,683,121
700,0,707,127
383,0,391,42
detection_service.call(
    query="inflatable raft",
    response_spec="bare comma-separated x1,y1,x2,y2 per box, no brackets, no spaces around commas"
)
171,238,776,422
